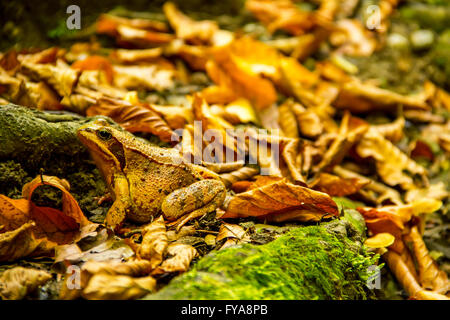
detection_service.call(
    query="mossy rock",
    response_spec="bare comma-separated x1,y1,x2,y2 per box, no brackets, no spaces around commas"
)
0,104,111,212
145,219,379,300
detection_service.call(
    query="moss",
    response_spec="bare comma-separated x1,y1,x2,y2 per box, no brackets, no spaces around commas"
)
145,220,379,300
0,160,29,198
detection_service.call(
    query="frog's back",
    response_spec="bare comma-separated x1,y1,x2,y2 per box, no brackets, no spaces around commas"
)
123,140,202,222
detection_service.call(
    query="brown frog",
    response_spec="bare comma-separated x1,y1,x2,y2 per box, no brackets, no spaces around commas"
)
77,119,226,231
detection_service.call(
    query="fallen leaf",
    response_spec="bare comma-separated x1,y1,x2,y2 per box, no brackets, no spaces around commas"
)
163,2,218,45
245,0,315,36
113,64,174,91
86,98,175,143
216,223,247,242
206,45,277,110
82,273,156,300
21,61,80,97
0,222,56,262
71,55,114,84
364,233,395,249
219,167,260,188
404,226,449,293
139,216,168,269
330,19,376,56
355,127,427,189
222,180,339,222
333,80,429,113
405,182,449,203
384,250,449,300
310,172,370,197
0,267,52,300
152,243,198,275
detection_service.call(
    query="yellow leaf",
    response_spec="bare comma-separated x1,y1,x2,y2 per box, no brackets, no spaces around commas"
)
365,233,395,249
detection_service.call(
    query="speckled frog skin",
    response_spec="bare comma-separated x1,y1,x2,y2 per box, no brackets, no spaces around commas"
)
77,119,226,230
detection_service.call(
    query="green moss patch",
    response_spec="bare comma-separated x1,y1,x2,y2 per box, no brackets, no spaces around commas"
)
146,220,379,300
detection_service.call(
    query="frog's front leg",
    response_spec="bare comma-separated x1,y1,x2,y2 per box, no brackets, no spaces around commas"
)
105,174,132,231
162,179,226,231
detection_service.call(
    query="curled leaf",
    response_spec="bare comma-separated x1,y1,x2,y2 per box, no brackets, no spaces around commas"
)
138,216,168,269
0,267,52,300
86,98,175,143
222,180,339,222
0,222,56,262
404,226,449,294
310,172,370,197
356,127,427,189
163,2,218,45
152,243,198,275
219,167,260,188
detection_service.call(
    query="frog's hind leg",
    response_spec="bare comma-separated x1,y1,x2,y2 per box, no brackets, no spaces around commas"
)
166,202,218,232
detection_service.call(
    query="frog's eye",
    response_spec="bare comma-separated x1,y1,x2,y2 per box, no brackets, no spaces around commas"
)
97,129,112,141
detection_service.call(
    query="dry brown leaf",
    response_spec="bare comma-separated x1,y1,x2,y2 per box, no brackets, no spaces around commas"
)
202,160,244,174
333,80,429,113
293,107,324,139
355,127,427,189
113,24,174,47
358,199,442,253
96,14,168,35
206,45,277,110
112,64,174,91
222,179,339,222
372,116,405,143
314,113,369,173
310,172,370,197
219,167,260,188
82,259,153,277
0,175,89,245
71,55,114,84
86,98,175,143
404,226,450,294
278,101,299,138
21,61,80,97
223,98,259,125
216,223,247,242
18,81,62,111
110,47,163,64
163,2,218,45
152,243,198,275
384,250,449,300
139,216,168,269
0,222,56,262
82,273,156,300
330,19,376,56
0,267,52,300
245,0,315,36
281,138,305,184
405,182,449,203
150,104,193,130
333,165,403,205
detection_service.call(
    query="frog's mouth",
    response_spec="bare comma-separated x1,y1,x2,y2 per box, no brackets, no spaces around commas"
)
77,126,118,167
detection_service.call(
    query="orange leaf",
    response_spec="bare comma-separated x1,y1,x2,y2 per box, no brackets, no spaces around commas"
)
71,56,114,84
206,45,277,110
310,172,370,197
222,179,339,222
86,98,175,143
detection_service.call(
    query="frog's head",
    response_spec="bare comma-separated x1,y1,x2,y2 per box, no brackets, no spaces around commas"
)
77,119,127,172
